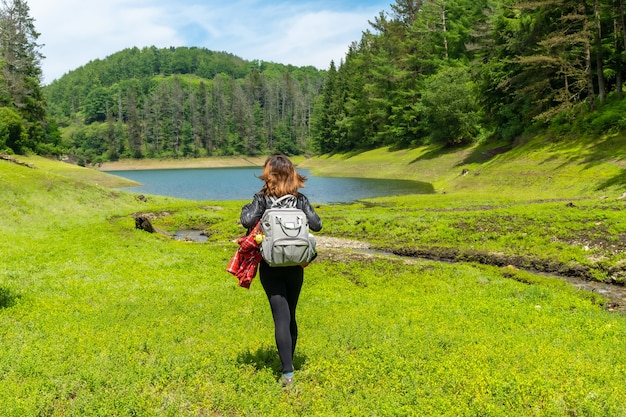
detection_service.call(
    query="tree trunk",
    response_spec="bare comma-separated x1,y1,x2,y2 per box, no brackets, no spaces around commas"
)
618,0,626,98
620,0,626,54
594,0,606,103
441,0,449,59
583,3,597,111
613,14,623,99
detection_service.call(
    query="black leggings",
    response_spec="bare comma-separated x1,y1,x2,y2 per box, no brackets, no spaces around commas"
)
259,261,304,373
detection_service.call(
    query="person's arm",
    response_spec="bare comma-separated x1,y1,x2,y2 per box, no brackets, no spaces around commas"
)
298,195,322,232
240,193,266,229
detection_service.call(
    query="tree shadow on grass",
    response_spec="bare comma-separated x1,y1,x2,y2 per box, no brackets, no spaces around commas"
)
455,143,514,166
236,346,307,375
0,287,19,309
596,169,626,192
530,134,626,171
405,142,514,167
408,144,457,164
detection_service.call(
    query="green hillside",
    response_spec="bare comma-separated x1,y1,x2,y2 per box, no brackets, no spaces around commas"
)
301,134,626,199
42,46,325,163
2,138,626,415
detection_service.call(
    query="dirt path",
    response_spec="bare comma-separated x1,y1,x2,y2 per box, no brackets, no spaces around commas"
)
316,236,372,251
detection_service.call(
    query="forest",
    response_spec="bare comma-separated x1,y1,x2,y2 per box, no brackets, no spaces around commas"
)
1,0,626,162
43,47,325,163
314,0,626,153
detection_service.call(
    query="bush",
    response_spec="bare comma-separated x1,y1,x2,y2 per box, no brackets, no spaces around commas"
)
419,66,482,146
0,107,27,154
586,107,626,135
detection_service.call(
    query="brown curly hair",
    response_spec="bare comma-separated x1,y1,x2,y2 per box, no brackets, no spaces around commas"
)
259,154,306,197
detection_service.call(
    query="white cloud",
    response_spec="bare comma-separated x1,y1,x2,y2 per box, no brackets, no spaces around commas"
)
256,10,374,68
27,0,387,83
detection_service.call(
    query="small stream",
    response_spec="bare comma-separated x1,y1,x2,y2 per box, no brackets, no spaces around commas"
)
173,230,208,242
179,231,626,311
540,272,626,311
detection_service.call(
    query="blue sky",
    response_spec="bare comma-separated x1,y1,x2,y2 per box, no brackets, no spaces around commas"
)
28,0,393,84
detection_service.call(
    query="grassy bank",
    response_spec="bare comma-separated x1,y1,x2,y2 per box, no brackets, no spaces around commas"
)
302,136,626,282
1,136,626,415
299,135,626,198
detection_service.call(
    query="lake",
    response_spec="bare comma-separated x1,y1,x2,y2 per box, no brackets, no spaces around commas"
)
109,167,434,204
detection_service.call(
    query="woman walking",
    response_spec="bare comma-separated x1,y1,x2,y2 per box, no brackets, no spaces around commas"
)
240,154,322,386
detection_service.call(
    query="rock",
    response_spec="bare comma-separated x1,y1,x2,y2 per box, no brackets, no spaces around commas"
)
133,213,171,237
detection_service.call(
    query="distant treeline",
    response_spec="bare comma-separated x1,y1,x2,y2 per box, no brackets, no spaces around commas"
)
44,46,325,163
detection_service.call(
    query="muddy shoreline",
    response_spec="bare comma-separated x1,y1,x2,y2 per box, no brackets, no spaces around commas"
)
98,156,267,171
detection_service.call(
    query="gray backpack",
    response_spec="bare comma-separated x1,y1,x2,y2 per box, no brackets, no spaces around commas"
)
259,194,317,267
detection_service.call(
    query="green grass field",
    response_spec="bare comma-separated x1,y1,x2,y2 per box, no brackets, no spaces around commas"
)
1,136,626,416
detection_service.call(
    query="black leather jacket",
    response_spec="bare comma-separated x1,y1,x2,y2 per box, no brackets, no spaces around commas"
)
240,192,322,233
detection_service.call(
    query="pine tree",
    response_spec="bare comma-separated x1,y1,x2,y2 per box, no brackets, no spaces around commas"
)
614,0,626,98
0,0,47,153
311,61,339,153
513,0,598,119
125,84,142,158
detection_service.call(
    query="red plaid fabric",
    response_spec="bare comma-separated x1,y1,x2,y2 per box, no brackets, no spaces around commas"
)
227,222,263,289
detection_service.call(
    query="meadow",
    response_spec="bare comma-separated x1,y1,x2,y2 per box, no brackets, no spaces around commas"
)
1,135,625,416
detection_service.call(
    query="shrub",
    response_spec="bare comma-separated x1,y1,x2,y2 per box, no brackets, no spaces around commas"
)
0,107,27,154
419,66,482,146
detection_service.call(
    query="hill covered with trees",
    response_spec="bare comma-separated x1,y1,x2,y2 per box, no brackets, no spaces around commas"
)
43,46,325,164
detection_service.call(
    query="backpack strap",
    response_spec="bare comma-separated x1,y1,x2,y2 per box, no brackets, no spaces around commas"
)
270,194,297,208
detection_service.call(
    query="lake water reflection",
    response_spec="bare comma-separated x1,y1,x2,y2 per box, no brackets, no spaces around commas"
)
109,167,433,204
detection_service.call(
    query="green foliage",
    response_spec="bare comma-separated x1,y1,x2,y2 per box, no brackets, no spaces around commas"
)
1,154,626,415
311,61,340,154
0,106,25,152
82,87,109,124
580,97,626,136
313,0,493,152
418,65,482,146
313,0,626,154
43,47,325,163
587,108,626,135
0,0,58,154
546,95,626,139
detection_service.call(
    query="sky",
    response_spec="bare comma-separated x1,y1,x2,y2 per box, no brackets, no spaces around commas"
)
27,0,393,84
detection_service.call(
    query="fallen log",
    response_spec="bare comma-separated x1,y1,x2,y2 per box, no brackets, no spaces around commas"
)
0,153,35,168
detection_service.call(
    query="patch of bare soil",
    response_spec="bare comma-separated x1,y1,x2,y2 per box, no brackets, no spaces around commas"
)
98,157,265,171
315,236,420,266
315,236,382,264
316,236,372,250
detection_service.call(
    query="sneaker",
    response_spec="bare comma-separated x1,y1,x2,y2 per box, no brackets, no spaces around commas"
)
281,372,294,387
